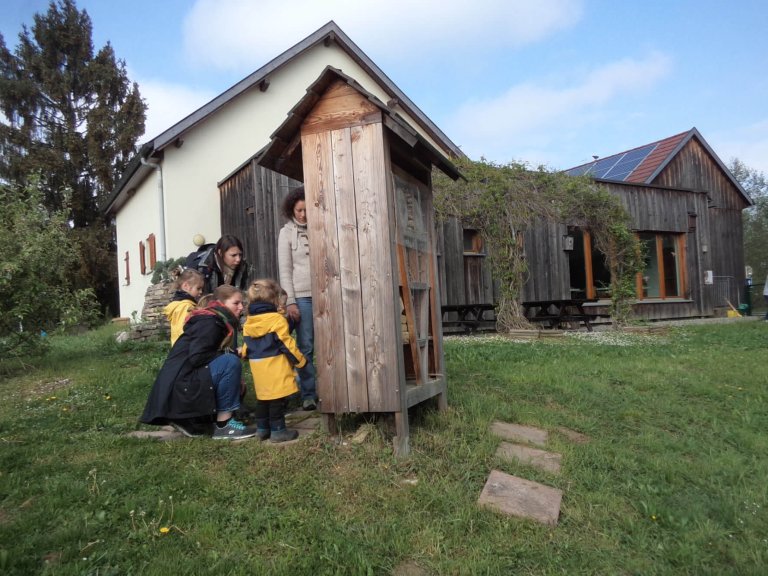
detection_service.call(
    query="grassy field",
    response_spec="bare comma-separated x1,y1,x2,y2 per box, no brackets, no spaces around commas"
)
1,320,767,575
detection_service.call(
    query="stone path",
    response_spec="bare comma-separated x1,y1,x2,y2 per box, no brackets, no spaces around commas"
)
125,410,321,444
478,420,590,526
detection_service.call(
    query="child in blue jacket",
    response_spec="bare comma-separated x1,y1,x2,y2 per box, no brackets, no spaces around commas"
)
242,279,306,442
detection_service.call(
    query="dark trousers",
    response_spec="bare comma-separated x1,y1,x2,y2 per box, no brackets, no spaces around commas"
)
255,397,288,431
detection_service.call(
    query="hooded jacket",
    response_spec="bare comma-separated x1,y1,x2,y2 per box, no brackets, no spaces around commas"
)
242,301,306,401
141,302,240,425
164,290,197,346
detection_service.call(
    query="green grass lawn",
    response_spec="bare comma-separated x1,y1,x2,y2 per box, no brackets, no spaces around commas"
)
1,321,767,575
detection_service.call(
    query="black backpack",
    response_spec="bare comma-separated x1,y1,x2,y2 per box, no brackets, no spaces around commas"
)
185,244,216,284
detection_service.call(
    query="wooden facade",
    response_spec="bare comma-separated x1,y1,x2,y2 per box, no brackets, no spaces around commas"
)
228,68,457,455
435,129,750,322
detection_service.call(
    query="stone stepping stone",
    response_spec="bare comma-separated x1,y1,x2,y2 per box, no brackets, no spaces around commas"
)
495,441,561,474
125,426,182,441
289,415,321,430
490,421,548,447
478,469,562,526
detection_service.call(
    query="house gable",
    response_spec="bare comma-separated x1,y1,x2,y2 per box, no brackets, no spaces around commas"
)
651,136,750,210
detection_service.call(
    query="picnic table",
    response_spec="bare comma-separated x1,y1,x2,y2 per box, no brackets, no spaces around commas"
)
522,298,598,331
441,303,496,333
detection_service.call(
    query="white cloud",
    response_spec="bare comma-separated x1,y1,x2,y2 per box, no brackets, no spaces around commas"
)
447,51,673,163
711,119,768,176
182,0,583,72
137,79,217,143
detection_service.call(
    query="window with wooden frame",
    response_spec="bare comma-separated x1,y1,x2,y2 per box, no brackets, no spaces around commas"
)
124,251,130,285
139,241,146,275
636,232,686,299
147,233,157,269
567,228,611,299
462,229,484,254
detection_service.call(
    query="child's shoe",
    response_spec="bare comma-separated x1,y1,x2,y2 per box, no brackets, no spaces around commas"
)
269,428,299,443
255,418,270,440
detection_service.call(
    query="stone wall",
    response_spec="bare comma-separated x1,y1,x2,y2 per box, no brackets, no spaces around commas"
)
126,281,174,341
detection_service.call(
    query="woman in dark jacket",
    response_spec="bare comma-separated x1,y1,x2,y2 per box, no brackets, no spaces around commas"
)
140,285,255,440
186,235,251,294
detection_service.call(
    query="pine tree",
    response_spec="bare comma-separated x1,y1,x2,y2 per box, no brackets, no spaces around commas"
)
0,0,146,314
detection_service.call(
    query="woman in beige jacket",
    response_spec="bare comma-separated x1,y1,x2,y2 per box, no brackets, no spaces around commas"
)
277,187,317,410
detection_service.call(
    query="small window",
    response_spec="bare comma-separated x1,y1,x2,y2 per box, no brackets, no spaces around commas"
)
463,229,483,254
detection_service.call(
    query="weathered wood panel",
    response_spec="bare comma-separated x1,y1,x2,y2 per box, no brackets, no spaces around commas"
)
440,218,465,305
352,122,399,412
331,127,368,412
219,162,299,281
302,80,382,136
522,220,570,302
301,130,349,413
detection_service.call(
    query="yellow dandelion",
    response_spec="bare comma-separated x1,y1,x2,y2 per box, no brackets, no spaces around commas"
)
159,527,170,534
104,395,112,401
651,515,657,521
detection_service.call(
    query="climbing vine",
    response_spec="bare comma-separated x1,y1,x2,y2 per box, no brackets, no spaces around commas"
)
433,158,643,329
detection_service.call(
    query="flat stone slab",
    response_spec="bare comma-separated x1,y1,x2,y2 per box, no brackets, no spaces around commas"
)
490,421,548,447
125,426,182,441
496,442,561,474
478,470,562,526
289,416,321,430
555,426,590,444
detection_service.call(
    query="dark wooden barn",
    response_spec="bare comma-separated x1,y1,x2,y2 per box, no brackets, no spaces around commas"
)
529,128,750,320
436,128,752,323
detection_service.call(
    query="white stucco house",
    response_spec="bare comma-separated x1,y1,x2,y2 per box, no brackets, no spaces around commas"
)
104,21,462,318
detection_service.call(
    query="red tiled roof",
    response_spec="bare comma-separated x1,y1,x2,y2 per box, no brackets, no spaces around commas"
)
565,129,692,183
625,131,688,183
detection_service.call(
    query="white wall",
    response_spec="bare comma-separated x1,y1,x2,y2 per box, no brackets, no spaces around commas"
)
117,42,449,318
115,171,163,318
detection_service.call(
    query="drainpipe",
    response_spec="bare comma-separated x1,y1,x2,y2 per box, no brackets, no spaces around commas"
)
140,157,167,262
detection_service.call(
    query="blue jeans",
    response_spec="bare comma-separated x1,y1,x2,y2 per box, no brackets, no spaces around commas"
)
208,353,242,413
295,297,317,400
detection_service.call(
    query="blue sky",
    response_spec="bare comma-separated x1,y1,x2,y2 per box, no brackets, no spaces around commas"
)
2,0,767,174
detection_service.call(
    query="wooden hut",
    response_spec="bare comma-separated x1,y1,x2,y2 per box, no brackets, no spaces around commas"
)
252,67,460,454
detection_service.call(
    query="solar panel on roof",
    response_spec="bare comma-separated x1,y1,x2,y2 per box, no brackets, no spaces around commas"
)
591,143,659,181
565,141,661,181
603,157,645,180
618,144,656,163
566,165,592,176
590,156,622,178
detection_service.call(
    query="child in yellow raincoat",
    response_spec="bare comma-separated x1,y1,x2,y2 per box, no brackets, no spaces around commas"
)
164,269,205,346
242,279,306,442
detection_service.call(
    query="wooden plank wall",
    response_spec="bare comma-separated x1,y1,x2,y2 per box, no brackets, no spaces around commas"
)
652,138,748,295
219,162,300,281
522,220,571,302
438,217,497,306
301,119,399,414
